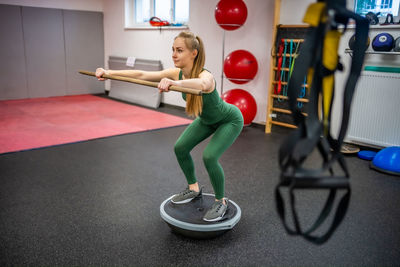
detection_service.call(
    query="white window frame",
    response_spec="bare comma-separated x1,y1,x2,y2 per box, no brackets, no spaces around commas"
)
125,0,190,30
354,0,400,17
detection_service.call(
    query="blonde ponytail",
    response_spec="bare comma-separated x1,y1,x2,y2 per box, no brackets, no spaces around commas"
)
176,32,205,117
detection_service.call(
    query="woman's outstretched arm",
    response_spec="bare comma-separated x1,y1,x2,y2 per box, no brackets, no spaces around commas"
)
95,67,180,82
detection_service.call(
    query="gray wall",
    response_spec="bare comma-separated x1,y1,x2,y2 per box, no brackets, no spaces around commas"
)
0,4,104,100
0,5,28,99
64,10,104,95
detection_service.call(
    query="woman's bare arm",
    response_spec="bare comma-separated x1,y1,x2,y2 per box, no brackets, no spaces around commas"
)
158,70,215,93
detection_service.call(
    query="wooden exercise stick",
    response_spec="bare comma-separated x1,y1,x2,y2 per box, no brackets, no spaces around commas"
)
78,70,202,96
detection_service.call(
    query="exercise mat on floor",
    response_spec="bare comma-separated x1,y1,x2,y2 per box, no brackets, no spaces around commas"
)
0,94,192,154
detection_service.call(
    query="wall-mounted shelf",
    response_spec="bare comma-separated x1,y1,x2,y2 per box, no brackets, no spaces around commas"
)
345,49,400,55
341,24,400,29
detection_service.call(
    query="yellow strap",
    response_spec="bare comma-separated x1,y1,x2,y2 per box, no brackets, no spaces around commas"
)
302,2,340,135
303,2,326,26
322,30,341,134
307,68,314,94
323,30,341,70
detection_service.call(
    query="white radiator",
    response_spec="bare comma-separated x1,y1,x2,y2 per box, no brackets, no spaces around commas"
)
346,71,400,147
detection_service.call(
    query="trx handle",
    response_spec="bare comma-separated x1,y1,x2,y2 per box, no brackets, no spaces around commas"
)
280,175,350,189
275,185,351,245
78,70,203,96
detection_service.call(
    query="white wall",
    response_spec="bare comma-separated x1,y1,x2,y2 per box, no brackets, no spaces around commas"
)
0,0,103,11
279,0,400,143
279,0,314,25
103,0,275,124
279,0,355,24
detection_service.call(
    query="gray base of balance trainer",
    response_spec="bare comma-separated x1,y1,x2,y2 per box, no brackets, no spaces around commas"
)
160,193,241,239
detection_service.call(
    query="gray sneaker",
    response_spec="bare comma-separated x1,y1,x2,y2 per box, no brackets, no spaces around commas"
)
171,186,202,204
203,198,228,222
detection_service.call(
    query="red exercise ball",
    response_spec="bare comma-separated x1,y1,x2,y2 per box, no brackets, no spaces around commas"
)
224,50,258,84
215,0,248,31
222,89,257,126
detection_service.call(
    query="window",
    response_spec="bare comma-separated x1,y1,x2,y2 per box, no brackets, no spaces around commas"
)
354,0,400,17
125,0,190,28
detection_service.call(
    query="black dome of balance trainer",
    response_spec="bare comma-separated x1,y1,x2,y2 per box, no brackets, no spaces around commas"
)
160,193,241,239
372,33,395,51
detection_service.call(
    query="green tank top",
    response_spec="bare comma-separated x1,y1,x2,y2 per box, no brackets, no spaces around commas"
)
179,70,231,125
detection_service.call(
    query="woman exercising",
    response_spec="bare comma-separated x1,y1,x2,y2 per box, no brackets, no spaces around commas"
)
96,31,243,222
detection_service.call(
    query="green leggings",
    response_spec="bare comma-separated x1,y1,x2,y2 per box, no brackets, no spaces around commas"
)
174,107,243,200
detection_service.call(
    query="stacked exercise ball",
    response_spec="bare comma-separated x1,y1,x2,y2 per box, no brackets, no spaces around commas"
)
222,89,257,126
215,0,257,125
215,0,248,31
224,50,258,84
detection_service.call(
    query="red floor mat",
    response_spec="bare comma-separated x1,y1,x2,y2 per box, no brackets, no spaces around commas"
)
0,95,192,154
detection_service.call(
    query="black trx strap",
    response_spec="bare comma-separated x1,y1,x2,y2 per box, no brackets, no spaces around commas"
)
275,0,369,244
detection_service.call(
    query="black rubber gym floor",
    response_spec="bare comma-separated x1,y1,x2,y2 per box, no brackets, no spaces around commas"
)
1,100,399,266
